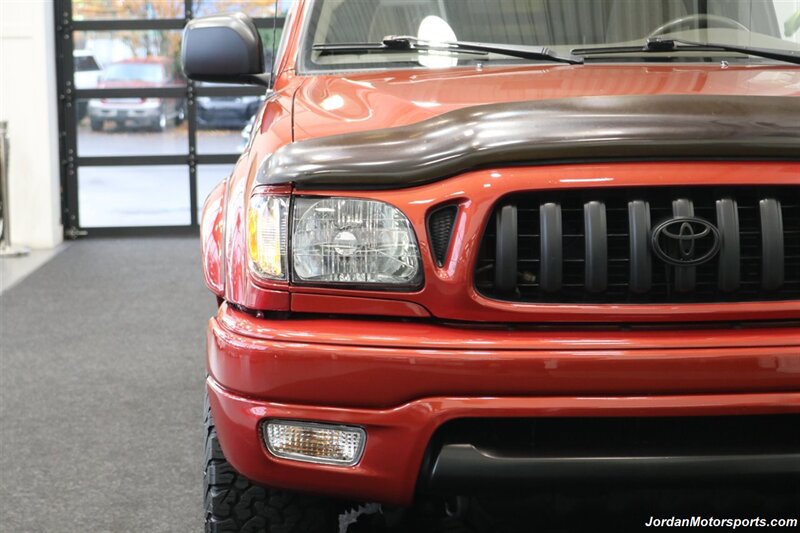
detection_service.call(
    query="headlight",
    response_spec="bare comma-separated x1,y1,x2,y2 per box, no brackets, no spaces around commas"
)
292,197,421,286
247,193,421,287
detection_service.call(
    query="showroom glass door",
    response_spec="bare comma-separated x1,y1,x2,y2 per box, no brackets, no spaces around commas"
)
54,0,288,237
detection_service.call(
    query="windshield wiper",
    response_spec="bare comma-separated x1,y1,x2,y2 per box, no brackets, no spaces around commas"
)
313,35,583,65
573,38,800,66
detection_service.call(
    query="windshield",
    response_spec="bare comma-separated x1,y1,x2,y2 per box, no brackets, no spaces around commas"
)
74,54,100,72
104,63,165,83
304,0,800,70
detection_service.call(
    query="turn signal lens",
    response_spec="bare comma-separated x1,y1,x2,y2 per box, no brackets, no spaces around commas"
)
247,194,289,280
263,420,366,466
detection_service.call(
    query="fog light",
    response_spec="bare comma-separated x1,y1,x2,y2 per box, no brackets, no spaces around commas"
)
263,420,366,466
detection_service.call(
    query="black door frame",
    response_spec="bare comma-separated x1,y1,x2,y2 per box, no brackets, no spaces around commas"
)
53,0,283,237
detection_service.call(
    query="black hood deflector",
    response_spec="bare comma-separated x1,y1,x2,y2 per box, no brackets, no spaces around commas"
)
259,95,800,190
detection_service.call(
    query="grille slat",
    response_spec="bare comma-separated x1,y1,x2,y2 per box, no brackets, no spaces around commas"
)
475,186,800,304
539,203,563,293
584,201,608,293
716,198,740,292
494,204,518,293
628,200,652,294
760,198,785,291
672,199,697,293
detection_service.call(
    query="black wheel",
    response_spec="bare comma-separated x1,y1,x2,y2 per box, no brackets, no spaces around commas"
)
90,119,103,132
204,389,340,533
153,110,167,132
175,104,186,125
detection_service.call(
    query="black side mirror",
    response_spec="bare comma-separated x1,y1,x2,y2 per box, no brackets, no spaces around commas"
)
182,13,270,87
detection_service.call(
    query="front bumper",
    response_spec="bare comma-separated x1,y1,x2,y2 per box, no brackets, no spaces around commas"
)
196,103,254,128
207,304,800,504
88,102,160,123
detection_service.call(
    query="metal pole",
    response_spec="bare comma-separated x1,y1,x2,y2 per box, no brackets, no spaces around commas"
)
0,121,30,257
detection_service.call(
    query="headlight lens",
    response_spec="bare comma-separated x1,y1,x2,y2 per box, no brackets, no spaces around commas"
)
292,197,421,286
247,194,289,280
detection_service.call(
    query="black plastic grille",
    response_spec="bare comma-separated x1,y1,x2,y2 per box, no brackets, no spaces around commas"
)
428,205,458,267
475,186,800,303
433,415,800,457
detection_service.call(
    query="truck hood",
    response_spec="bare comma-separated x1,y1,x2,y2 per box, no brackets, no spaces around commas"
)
292,64,800,141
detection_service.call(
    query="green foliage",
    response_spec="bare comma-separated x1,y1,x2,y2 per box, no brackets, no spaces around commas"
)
785,10,800,37
71,1,286,77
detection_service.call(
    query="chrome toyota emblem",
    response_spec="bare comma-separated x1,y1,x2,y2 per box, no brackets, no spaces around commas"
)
651,217,721,266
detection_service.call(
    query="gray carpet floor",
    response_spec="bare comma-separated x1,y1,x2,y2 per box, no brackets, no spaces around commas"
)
0,238,215,532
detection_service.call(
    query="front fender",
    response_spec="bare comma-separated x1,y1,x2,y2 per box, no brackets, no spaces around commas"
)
201,179,227,297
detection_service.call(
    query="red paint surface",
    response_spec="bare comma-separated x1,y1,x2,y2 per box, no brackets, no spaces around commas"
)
207,304,800,502
208,377,800,504
200,180,226,296
205,8,800,320
198,0,800,503
293,65,800,140
247,162,800,322
209,304,800,408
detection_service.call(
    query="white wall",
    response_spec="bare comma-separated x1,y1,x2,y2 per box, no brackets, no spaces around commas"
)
0,0,62,249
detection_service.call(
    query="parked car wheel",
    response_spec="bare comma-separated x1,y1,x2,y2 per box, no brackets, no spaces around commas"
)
152,111,168,132
175,104,186,126
203,389,340,533
90,119,103,132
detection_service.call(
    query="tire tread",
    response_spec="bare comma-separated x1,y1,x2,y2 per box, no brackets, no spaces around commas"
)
204,390,338,533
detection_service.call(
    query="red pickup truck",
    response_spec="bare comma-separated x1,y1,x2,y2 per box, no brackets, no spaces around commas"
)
183,2,800,531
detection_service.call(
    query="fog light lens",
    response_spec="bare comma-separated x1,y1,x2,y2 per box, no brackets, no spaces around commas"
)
263,420,366,466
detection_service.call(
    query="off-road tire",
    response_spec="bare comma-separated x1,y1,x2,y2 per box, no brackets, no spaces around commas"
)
204,390,340,533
